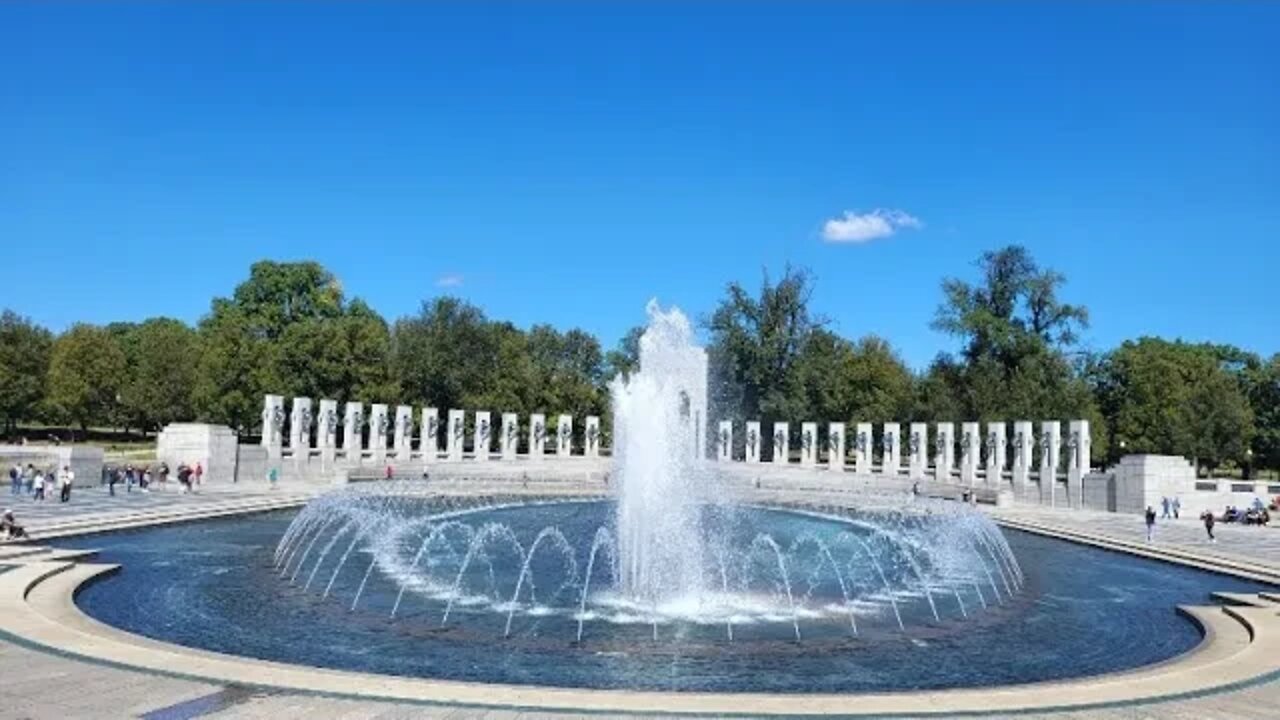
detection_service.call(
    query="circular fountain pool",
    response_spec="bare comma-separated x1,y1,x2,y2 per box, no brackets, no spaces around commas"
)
58,491,1273,693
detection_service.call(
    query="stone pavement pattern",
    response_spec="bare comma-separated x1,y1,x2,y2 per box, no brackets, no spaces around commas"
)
991,505,1280,574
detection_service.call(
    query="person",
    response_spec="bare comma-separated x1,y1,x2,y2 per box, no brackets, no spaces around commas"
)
1144,506,1156,543
8,465,19,496
59,465,73,502
141,467,151,492
177,464,191,493
1160,496,1171,519
159,461,170,487
32,470,45,501
385,464,394,480
107,466,119,496
23,464,34,494
912,481,921,497
1172,496,1181,519
267,466,279,490
1202,509,1216,542
194,462,203,488
1,509,25,539
125,465,135,493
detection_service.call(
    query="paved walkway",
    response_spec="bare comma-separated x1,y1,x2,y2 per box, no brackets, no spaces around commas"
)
0,483,317,542
991,505,1280,577
0,484,1277,719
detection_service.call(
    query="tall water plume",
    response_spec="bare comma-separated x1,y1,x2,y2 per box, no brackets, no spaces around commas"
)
610,300,708,603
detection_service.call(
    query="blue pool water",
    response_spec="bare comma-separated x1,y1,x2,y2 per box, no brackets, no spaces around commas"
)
53,501,1274,693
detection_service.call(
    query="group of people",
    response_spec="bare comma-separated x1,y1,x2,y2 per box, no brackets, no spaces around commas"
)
1145,495,1275,543
101,461,203,494
6,463,75,503
1218,499,1272,527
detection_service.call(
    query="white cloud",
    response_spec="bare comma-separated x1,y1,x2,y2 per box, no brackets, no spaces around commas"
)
821,208,923,243
435,274,464,288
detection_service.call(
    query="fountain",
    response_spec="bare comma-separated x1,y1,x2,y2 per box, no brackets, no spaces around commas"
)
271,300,1023,644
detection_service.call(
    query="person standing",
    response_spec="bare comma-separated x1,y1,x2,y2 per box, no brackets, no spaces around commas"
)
8,465,18,496
32,471,45,501
1201,510,1216,542
1145,506,1157,542
107,467,118,496
267,466,279,490
59,465,73,502
23,464,34,494
1160,497,1171,519
1172,497,1181,519
194,462,203,489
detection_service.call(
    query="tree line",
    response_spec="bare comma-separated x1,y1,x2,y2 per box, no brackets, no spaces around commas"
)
0,251,1276,475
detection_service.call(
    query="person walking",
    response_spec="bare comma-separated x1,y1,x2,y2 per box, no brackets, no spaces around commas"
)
267,466,279,490
32,471,45,501
1145,506,1157,543
8,465,19,496
125,465,135,493
59,465,73,502
107,466,118,496
23,464,34,494
1201,510,1216,543
1160,497,1171,519
1172,497,1181,519
194,462,203,489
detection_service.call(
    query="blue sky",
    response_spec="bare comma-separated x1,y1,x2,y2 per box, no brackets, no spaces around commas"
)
3,3,1277,368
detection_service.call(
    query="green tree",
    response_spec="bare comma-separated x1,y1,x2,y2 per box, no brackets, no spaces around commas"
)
930,246,1099,445
392,297,499,410
1245,354,1280,473
0,310,53,433
194,261,375,433
114,318,199,433
276,299,396,403
46,324,128,434
194,301,276,433
1095,338,1253,471
604,326,644,381
525,324,608,421
706,266,823,422
793,330,913,423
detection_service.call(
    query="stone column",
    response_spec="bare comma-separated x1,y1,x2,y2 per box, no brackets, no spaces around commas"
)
828,422,845,470
585,416,601,457
393,405,413,458
529,413,546,460
854,422,872,474
772,422,789,465
369,404,389,463
342,402,363,457
909,422,928,478
557,415,573,456
800,422,817,467
261,394,285,460
882,423,901,475
1012,420,1033,488
1039,421,1061,506
717,421,733,462
745,421,761,463
501,413,519,460
1067,419,1090,508
317,399,338,463
474,411,491,461
446,409,464,461
934,422,955,482
960,422,980,485
289,397,313,458
421,408,439,459
986,422,1006,486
